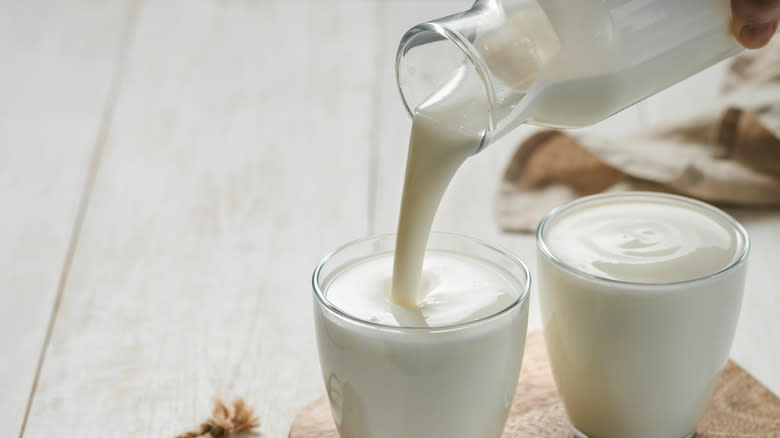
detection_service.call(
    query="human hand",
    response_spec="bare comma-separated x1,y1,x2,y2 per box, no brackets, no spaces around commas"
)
731,0,780,49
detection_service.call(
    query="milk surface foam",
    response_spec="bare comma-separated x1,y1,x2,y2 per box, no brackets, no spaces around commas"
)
545,198,739,283
328,251,518,328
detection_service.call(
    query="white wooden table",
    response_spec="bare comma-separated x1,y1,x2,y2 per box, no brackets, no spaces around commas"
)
2,1,778,437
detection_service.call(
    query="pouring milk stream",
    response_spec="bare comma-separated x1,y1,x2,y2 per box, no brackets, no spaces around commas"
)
317,1,755,437
386,0,752,308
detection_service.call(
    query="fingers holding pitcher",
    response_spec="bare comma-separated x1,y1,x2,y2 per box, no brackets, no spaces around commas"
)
731,0,780,48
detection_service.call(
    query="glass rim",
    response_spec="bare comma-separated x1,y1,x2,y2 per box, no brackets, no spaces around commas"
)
536,192,750,291
312,231,531,333
395,21,495,152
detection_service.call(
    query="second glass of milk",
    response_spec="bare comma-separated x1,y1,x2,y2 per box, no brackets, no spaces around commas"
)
313,233,531,438
536,192,750,438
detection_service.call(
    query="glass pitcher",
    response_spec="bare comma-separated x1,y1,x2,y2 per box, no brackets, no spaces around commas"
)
396,0,746,151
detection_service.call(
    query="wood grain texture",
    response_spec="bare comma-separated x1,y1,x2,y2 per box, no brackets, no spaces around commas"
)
290,332,780,438
0,0,132,434
20,1,377,437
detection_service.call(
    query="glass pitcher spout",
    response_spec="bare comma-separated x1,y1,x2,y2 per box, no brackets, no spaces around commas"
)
396,0,556,151
397,0,747,151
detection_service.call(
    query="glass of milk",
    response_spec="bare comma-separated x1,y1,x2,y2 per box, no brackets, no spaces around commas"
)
312,232,531,438
536,192,750,438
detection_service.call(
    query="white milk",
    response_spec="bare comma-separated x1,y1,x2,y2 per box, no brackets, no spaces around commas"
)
315,6,541,434
503,0,739,128
389,65,489,306
545,198,739,283
317,3,548,437
329,252,518,328
316,246,529,438
537,194,748,438
390,0,562,305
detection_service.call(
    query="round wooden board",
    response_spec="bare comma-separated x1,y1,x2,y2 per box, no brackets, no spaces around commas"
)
290,332,780,438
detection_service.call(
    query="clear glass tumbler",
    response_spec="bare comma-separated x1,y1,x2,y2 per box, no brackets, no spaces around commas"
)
536,193,750,438
312,232,531,438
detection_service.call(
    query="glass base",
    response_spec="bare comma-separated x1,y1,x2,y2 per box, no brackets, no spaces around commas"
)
572,426,693,438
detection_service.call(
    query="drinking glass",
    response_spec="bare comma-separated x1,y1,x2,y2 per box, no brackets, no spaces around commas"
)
313,232,531,438
536,193,750,438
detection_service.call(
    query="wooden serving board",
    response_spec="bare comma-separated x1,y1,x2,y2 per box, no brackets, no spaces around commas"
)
290,332,780,438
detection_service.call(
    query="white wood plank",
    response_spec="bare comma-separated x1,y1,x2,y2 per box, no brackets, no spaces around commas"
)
21,1,376,437
0,0,132,434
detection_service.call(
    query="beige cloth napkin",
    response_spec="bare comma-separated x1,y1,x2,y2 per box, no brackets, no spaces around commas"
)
497,39,780,233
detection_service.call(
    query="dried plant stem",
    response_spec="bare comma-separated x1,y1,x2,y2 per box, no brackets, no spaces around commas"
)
176,398,260,438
